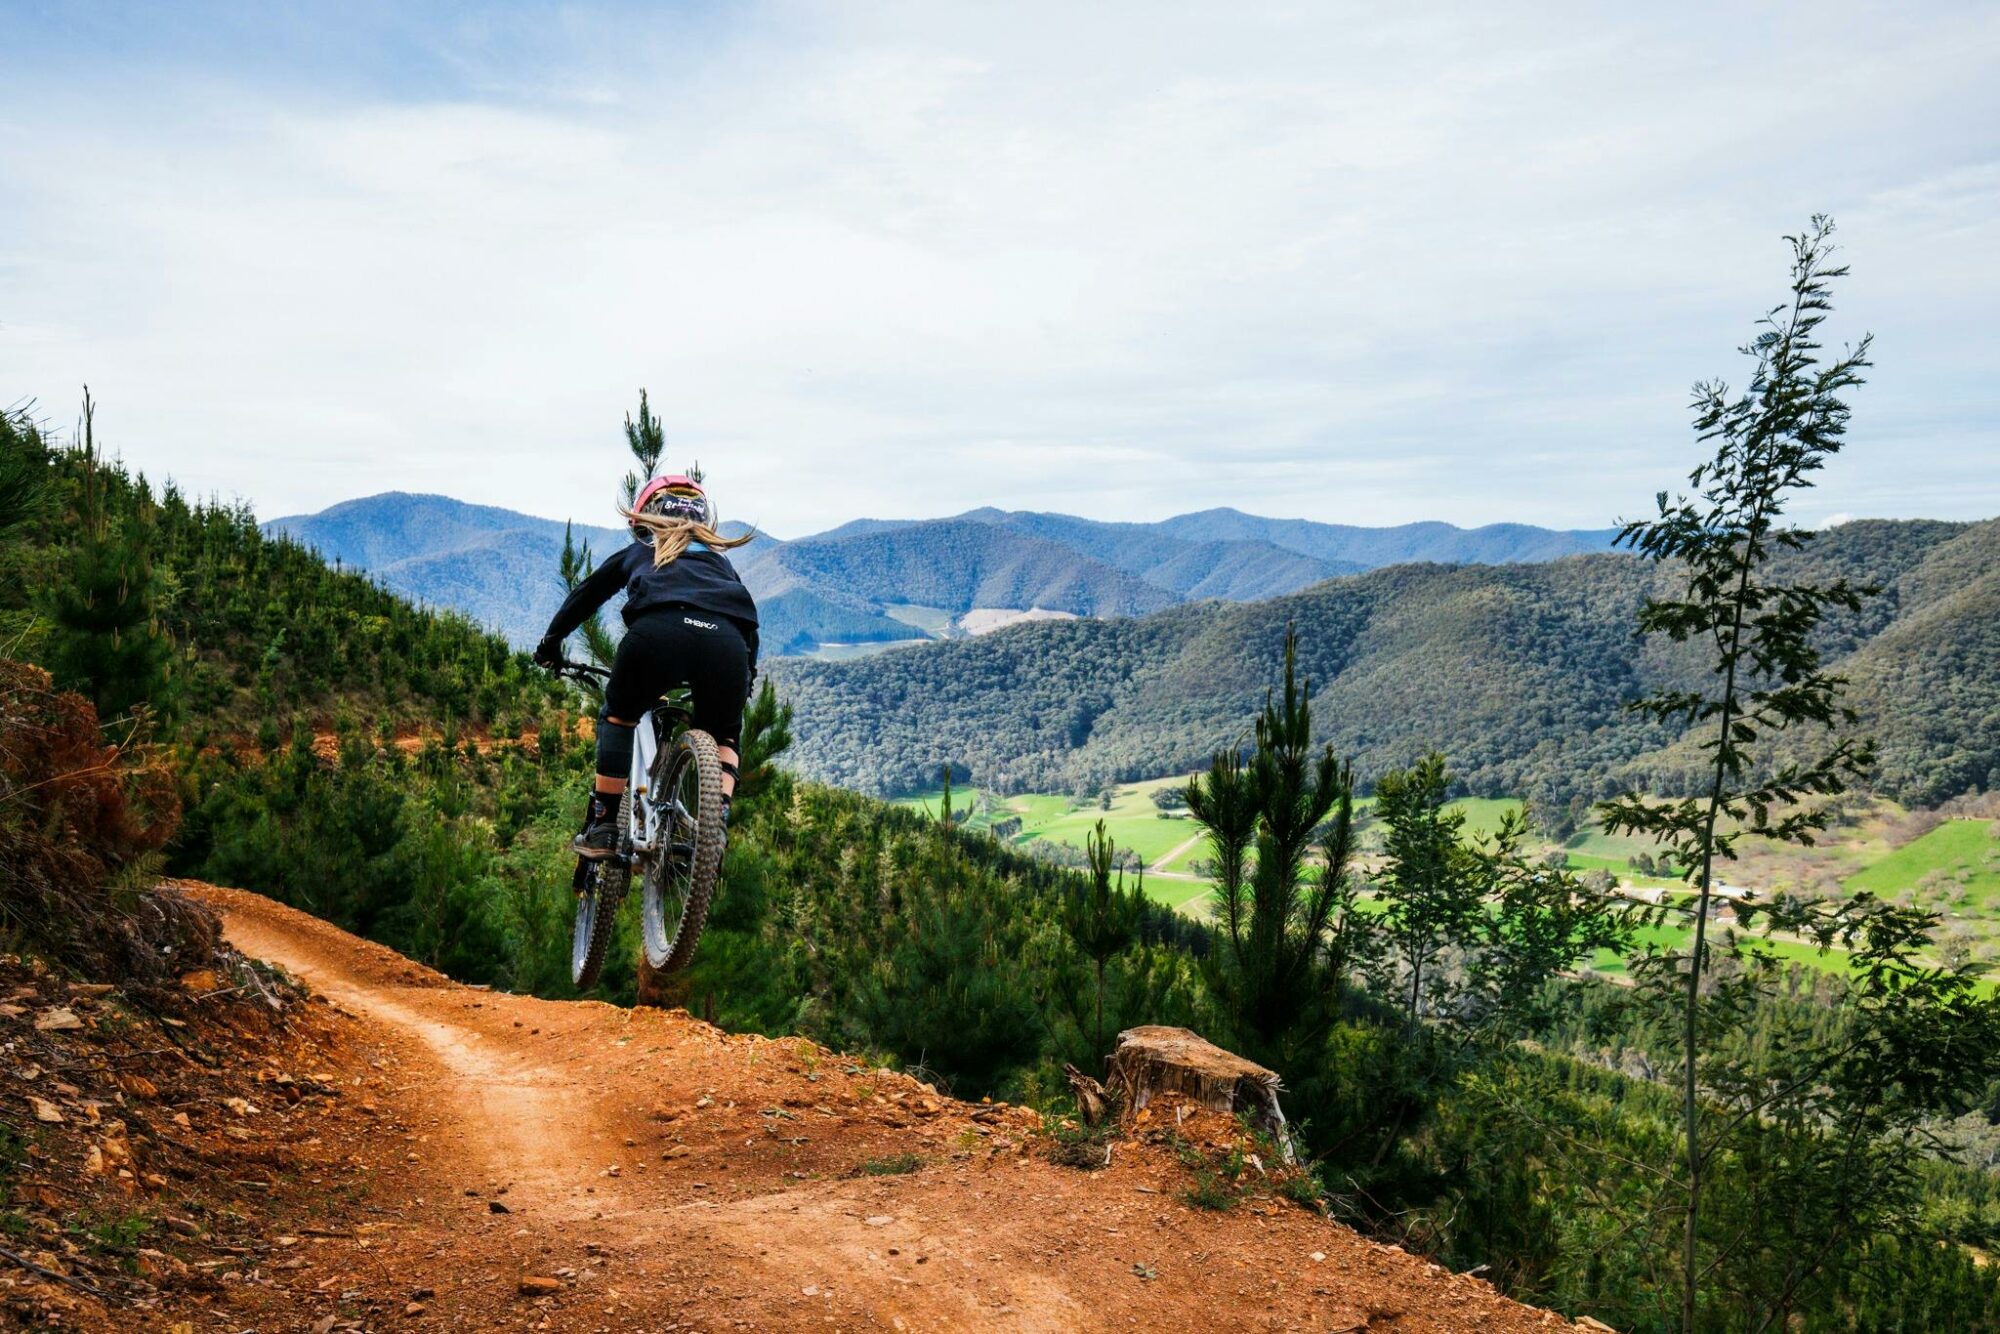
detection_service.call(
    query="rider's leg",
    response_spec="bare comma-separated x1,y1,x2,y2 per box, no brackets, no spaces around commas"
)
685,616,752,830
716,745,740,831
595,718,634,795
574,714,636,859
576,617,670,860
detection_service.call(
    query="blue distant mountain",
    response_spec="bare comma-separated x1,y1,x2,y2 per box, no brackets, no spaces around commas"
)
265,493,1620,654
263,493,748,648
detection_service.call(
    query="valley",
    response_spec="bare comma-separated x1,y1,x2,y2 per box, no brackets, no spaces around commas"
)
801,603,1085,661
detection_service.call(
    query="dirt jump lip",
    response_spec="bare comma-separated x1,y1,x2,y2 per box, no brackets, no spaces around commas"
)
177,881,1579,1332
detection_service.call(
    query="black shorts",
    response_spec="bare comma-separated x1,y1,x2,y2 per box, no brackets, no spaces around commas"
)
603,609,752,748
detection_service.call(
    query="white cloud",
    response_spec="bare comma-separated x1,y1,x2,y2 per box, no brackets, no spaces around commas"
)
1,1,1996,535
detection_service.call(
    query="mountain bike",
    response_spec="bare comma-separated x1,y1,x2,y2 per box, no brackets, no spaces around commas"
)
555,660,728,991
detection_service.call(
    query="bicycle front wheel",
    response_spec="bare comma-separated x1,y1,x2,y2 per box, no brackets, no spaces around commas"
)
639,728,726,976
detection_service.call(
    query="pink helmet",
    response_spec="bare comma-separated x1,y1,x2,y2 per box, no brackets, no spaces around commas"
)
631,474,713,531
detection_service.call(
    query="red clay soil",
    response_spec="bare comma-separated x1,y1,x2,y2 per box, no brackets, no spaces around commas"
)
33,883,1594,1332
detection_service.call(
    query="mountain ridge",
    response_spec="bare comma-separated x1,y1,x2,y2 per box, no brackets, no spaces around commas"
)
265,491,1627,654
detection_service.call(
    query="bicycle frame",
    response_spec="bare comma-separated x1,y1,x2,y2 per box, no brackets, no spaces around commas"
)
628,707,666,856
554,660,696,862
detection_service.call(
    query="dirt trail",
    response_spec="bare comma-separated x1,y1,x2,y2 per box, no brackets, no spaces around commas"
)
190,884,1575,1332
1147,832,1204,879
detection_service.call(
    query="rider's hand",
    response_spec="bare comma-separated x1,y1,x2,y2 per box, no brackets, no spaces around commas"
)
533,635,563,670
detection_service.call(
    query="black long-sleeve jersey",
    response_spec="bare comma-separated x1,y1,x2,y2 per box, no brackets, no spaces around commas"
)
542,540,760,672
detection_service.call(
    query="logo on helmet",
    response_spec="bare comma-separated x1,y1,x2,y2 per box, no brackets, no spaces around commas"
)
630,473,715,532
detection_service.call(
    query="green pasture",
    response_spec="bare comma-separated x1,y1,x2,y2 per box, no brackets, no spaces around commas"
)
1845,818,2000,906
1161,837,1211,876
1564,821,1663,864
895,775,1204,907
1150,878,1216,917
1449,796,1524,840
1565,851,1683,890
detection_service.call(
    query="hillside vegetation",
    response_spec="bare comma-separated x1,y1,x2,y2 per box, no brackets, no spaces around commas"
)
7,444,563,737
956,507,1367,597
773,516,2000,808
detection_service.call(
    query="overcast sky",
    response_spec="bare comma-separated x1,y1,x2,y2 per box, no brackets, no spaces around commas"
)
2,1,1996,537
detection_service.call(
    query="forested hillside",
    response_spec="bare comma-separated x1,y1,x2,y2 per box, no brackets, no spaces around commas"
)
266,491,631,573
772,517,2000,807
743,519,1180,643
951,507,1365,597
825,506,1618,570
6,443,563,736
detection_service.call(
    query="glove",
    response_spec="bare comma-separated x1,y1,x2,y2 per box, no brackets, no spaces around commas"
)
533,635,563,670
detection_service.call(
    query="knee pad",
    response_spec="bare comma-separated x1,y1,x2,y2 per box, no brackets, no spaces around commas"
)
595,718,635,780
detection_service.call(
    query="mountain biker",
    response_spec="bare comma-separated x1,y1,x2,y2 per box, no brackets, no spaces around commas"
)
533,474,759,860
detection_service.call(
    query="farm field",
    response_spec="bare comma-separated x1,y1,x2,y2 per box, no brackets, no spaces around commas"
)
1447,797,1524,840
1846,818,2000,906
894,779,2000,984
800,639,928,662
897,775,1204,886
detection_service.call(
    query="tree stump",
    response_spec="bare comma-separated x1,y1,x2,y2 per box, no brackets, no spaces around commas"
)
1104,1025,1296,1162
1062,1064,1112,1127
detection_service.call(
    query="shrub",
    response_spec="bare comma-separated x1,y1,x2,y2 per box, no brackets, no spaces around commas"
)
0,659,212,986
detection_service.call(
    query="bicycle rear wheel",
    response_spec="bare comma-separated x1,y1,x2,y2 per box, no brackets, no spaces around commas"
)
640,728,726,975
571,853,629,990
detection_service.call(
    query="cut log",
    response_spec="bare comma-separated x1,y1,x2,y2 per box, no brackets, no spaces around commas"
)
1104,1025,1296,1163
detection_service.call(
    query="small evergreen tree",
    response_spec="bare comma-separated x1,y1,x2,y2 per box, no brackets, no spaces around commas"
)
621,388,666,506
0,405,52,540
45,390,175,721
733,680,794,811
1186,625,1363,1063
554,520,619,706
1064,819,1141,1057
857,875,1043,1095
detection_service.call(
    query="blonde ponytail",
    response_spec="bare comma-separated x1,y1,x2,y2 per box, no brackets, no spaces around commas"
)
621,508,755,568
